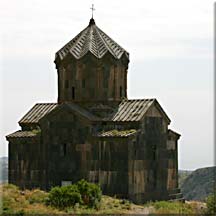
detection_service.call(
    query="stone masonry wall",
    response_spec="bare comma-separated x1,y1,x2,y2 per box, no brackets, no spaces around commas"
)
57,54,128,103
8,136,46,189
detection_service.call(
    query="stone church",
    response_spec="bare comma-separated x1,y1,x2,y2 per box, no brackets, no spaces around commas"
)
6,17,183,203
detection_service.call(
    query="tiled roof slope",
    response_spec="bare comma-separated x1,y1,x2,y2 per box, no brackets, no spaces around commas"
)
18,103,98,125
6,130,38,139
55,18,129,61
109,99,154,122
109,99,171,122
19,103,58,125
18,99,170,124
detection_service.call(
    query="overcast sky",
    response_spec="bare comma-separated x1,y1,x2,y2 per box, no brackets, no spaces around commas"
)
1,0,214,170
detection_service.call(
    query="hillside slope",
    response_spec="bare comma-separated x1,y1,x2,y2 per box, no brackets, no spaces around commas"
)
178,170,192,187
0,157,8,183
181,166,215,201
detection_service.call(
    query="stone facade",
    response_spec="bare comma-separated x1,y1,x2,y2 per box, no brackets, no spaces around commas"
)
7,18,183,203
8,132,45,189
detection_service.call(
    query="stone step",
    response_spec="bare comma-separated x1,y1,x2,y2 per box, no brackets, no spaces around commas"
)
168,188,181,194
169,192,183,200
170,197,185,203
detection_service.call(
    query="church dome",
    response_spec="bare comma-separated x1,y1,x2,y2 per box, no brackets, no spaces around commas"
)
55,18,129,61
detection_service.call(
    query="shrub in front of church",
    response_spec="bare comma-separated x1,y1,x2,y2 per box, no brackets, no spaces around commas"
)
47,180,102,209
47,184,82,209
77,179,102,208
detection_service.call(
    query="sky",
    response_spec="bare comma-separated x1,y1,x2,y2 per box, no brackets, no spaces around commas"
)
1,0,215,170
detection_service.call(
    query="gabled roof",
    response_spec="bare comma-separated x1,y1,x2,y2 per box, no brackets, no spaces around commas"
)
38,102,100,123
110,99,153,121
18,99,170,125
19,103,58,125
58,103,99,121
108,99,171,123
19,103,99,125
55,18,129,61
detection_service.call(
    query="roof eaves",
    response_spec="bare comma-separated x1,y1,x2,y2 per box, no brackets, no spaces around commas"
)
168,129,181,138
19,103,58,125
97,26,128,59
6,130,38,140
55,25,89,61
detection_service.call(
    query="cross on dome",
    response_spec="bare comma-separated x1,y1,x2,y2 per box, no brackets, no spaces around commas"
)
90,4,95,18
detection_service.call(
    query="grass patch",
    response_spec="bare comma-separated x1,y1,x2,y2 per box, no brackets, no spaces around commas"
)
145,200,196,214
1,183,207,215
31,128,41,135
1,184,62,215
1,183,136,215
66,195,133,214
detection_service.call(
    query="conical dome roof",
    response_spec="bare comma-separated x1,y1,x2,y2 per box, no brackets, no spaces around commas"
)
55,18,129,61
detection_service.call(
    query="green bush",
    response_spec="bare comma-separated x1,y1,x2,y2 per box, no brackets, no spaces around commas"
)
206,193,216,214
47,184,82,209
47,180,102,210
77,179,102,208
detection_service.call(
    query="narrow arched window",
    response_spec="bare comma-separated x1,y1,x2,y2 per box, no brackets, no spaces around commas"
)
153,170,157,188
120,86,122,98
63,144,67,156
152,145,156,160
72,87,75,99
103,66,109,88
61,144,67,157
82,79,85,88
